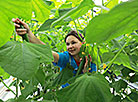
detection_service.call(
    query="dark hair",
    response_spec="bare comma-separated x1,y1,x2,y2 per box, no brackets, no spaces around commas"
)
65,30,84,42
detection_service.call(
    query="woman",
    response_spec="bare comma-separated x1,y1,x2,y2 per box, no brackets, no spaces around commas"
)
12,18,97,74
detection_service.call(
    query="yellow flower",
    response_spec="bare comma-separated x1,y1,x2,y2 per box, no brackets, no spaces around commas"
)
103,64,106,69
49,14,55,19
25,80,29,84
55,32,58,35
86,10,92,19
11,36,14,39
86,44,90,46
88,68,91,71
12,78,15,80
82,52,85,55
70,21,75,25
125,34,129,37
63,35,66,38
26,21,30,23
21,86,25,90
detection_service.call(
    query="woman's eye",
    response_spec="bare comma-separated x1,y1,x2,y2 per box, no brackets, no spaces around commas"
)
72,42,76,44
66,43,69,46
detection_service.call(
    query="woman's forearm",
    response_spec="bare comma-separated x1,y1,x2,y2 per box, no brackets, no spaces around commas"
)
27,30,45,45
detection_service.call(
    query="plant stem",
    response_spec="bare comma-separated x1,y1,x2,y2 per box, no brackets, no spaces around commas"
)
97,46,103,63
103,37,132,74
101,0,104,13
73,20,83,42
0,78,16,95
14,32,16,41
15,78,19,98
124,94,135,102
77,19,83,30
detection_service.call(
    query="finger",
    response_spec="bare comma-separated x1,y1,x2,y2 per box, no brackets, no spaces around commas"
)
12,18,20,23
16,31,27,35
14,23,20,28
16,18,26,26
16,29,27,32
84,56,88,68
80,58,82,61
12,18,25,26
88,55,92,62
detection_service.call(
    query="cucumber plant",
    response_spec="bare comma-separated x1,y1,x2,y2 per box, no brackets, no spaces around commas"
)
0,0,138,102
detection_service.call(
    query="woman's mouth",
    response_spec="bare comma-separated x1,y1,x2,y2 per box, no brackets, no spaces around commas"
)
69,49,75,53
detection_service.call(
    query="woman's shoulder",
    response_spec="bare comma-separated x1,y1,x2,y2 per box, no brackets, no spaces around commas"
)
58,51,69,55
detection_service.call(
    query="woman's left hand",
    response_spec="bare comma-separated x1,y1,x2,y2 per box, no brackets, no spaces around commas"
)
82,55,92,73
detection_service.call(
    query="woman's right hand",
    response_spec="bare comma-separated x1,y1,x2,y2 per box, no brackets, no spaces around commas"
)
12,18,32,36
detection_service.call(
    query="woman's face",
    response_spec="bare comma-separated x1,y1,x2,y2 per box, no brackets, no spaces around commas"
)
66,35,82,56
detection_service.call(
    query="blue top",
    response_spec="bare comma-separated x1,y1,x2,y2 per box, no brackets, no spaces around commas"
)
53,51,97,73
53,51,97,88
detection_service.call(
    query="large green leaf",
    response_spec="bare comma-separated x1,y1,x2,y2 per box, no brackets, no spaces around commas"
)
114,53,132,69
0,41,53,80
51,0,94,27
32,0,50,22
0,0,50,47
38,18,57,31
86,0,138,44
38,8,73,31
57,73,112,102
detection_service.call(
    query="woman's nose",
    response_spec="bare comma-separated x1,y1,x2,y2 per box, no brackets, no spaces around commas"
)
68,44,73,49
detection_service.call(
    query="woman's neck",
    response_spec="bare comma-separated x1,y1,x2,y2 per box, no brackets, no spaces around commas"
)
73,55,80,62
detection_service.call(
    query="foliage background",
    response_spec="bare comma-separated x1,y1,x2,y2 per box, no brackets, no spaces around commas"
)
0,0,138,102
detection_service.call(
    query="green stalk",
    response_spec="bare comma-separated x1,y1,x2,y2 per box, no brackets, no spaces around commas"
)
103,37,132,74
91,9,93,18
15,79,19,98
73,20,83,42
101,0,104,13
0,78,16,95
14,32,16,41
102,0,104,6
77,19,83,30
126,96,135,102
97,46,103,63
76,56,85,76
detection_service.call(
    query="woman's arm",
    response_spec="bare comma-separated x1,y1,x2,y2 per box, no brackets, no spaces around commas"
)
12,18,59,63
12,18,45,45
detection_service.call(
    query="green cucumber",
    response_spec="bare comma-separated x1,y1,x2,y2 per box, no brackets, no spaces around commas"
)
76,56,86,76
18,23,29,42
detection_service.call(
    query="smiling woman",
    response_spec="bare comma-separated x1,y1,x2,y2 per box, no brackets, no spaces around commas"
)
12,18,97,76
53,30,96,73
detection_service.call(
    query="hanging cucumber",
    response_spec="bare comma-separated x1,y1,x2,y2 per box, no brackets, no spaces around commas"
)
18,23,29,42
76,56,86,76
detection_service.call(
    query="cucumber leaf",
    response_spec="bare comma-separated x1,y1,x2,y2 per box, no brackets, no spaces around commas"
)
0,41,53,80
86,0,138,44
57,73,112,102
51,0,94,27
